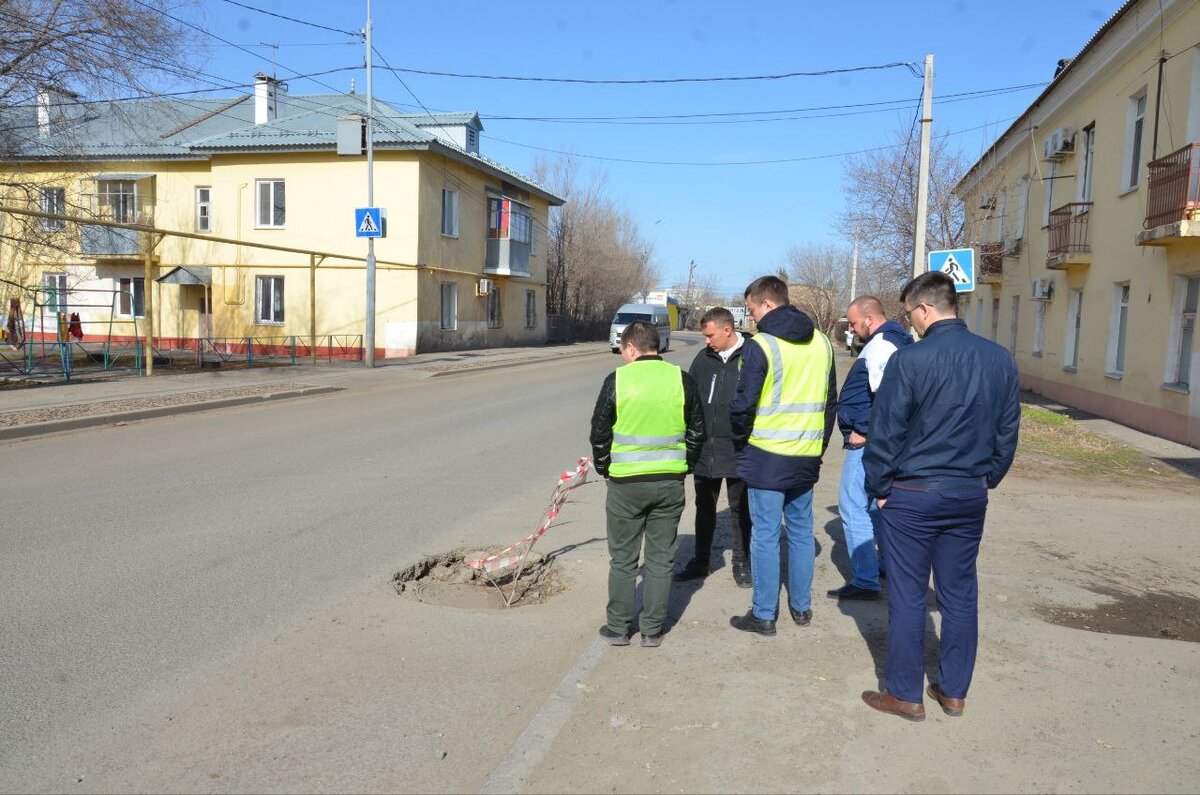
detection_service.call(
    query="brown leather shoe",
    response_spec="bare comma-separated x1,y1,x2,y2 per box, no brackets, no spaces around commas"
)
927,683,965,716
861,690,926,721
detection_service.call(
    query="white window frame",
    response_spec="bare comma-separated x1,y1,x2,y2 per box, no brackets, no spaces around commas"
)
1064,289,1083,371
990,297,1000,341
975,298,984,336
1009,295,1020,354
42,272,68,313
993,189,1007,242
440,282,458,330
117,277,145,318
39,187,65,230
97,178,137,223
196,186,212,232
255,179,285,228
487,286,502,329
525,289,537,329
1014,175,1030,240
1078,124,1096,203
1122,90,1147,193
1105,282,1131,377
1033,300,1046,356
255,275,285,325
1164,275,1199,389
441,188,459,237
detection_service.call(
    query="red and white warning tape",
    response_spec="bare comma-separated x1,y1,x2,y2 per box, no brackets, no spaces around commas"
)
466,457,592,572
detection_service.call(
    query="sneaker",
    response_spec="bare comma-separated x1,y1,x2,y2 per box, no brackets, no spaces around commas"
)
640,633,663,648
729,610,776,636
673,559,710,582
599,625,631,646
788,605,813,626
731,559,752,589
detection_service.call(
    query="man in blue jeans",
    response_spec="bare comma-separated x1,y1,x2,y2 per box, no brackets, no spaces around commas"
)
861,271,1019,721
829,296,911,600
728,276,837,636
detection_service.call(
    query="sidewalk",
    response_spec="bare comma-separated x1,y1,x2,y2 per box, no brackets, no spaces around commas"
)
0,340,610,440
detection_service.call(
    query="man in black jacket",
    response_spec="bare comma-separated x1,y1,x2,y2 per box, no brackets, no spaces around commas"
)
675,307,754,587
860,271,1020,721
590,321,706,648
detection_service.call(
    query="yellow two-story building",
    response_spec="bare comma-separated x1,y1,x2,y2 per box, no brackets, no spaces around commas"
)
954,0,1200,448
0,74,563,360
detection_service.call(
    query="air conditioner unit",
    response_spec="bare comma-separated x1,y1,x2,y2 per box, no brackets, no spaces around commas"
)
1043,127,1076,161
475,278,492,296
1031,277,1054,301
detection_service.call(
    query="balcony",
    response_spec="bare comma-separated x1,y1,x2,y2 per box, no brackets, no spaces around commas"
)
1046,202,1092,268
484,196,532,277
1137,142,1200,246
978,242,1004,284
485,237,530,277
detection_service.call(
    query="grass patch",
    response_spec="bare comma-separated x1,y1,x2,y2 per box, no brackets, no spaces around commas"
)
1017,404,1168,479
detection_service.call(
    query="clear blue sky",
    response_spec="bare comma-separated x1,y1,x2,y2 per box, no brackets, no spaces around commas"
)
180,0,1124,297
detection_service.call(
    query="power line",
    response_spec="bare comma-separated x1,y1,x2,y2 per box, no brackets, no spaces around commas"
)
374,61,920,85
218,0,361,38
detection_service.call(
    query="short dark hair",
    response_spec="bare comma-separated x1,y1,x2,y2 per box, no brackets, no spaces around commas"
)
744,275,790,306
849,295,885,317
901,271,958,315
621,320,660,353
700,306,735,329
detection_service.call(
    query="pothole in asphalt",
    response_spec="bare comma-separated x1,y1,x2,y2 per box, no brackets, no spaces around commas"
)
393,548,568,610
1037,586,1200,642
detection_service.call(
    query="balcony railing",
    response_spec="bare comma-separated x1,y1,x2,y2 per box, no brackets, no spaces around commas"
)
1144,142,1200,230
1047,202,1092,264
79,206,154,256
978,242,1003,278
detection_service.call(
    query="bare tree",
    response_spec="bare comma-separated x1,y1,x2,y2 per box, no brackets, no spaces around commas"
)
838,124,969,295
783,242,853,334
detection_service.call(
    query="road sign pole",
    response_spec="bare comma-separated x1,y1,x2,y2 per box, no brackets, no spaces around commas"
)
913,53,934,279
363,0,376,367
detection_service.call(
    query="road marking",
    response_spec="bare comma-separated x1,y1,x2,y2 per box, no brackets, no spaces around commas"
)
479,636,606,794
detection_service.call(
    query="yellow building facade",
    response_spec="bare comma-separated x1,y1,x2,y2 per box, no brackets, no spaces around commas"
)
955,0,1200,447
0,81,562,360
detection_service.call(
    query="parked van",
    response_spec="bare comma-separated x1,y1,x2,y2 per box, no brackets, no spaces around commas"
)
609,303,672,353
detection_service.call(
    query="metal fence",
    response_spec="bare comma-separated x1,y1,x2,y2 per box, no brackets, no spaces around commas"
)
1144,143,1200,230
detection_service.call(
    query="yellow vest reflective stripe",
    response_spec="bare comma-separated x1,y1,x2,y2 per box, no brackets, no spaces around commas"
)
611,359,687,477
748,331,832,457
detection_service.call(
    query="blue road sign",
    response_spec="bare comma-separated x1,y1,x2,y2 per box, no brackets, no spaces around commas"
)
355,207,383,238
928,248,975,293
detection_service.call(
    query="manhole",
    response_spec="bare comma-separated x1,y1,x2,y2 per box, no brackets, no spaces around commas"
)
1038,586,1200,642
393,548,567,610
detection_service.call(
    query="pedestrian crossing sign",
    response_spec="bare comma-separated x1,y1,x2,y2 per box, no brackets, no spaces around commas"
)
355,207,384,238
928,248,975,293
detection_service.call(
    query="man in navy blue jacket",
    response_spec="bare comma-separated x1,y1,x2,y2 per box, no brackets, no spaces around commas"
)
861,271,1020,721
830,296,911,601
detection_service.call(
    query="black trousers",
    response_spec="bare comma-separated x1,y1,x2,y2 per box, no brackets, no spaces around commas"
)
693,475,753,566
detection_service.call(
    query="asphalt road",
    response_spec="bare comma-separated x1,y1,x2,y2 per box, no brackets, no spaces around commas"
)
0,334,705,788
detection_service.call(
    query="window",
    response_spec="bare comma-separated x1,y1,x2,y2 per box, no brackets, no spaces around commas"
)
1033,301,1046,356
1078,124,1096,202
256,179,285,227
488,197,532,244
975,298,985,335
993,189,1007,242
990,297,1000,341
118,277,145,317
42,272,67,313
1009,295,1020,354
1014,176,1030,240
97,179,136,223
1165,276,1198,388
525,290,537,329
255,275,284,324
487,286,502,329
440,282,458,330
1106,283,1130,376
441,188,459,237
196,187,211,232
39,187,65,230
1124,91,1147,191
1065,289,1083,370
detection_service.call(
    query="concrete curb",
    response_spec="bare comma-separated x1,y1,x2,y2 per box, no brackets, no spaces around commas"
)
0,385,341,442
425,347,609,377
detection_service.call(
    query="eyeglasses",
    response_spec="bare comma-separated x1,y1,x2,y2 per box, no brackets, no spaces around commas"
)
902,303,929,321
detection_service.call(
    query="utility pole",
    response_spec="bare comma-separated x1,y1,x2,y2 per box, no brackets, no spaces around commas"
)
849,227,859,302
686,259,696,328
912,53,934,279
363,0,376,367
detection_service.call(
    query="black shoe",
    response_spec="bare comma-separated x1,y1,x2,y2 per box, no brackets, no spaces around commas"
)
599,625,631,646
673,559,710,582
788,605,813,626
826,583,881,601
729,610,776,636
731,559,752,589
640,634,663,648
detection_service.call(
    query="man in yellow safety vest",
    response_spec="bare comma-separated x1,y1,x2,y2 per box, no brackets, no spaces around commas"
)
590,321,706,648
728,276,837,636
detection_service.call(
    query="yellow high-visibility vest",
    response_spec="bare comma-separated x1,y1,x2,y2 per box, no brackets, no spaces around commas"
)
610,359,687,477
748,331,832,457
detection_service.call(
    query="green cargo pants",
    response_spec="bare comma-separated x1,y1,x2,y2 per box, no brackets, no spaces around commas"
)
605,478,686,637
